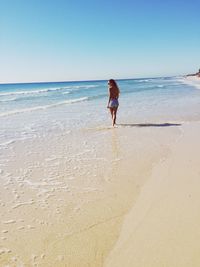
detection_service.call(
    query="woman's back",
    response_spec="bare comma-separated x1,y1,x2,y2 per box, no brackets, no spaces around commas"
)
109,86,119,99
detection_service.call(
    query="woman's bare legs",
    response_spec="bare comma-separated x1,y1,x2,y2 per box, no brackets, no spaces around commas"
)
109,108,114,125
109,107,118,126
113,107,118,126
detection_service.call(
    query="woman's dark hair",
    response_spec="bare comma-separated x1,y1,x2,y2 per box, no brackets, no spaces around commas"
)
109,79,120,93
109,79,117,87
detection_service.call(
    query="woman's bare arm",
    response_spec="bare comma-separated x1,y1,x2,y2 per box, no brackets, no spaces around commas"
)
107,87,111,108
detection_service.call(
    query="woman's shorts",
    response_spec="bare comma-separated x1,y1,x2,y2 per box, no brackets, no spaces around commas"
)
109,99,119,108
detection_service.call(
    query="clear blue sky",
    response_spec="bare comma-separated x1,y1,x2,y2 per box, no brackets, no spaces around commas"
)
0,0,200,83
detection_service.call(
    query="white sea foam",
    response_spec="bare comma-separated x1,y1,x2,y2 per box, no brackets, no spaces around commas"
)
0,97,17,102
138,79,153,83
0,84,99,97
0,87,70,96
0,97,89,118
0,137,32,148
0,140,16,146
73,85,99,89
180,77,200,90
62,91,70,95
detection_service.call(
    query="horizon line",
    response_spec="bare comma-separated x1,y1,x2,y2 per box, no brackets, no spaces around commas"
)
0,75,180,85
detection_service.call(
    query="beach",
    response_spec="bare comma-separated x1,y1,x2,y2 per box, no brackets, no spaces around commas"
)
1,77,200,266
105,121,200,267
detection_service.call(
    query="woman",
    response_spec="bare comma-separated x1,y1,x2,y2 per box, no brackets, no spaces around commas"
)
107,79,120,126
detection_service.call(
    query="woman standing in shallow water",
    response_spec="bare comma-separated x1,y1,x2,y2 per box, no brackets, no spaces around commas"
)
107,79,120,126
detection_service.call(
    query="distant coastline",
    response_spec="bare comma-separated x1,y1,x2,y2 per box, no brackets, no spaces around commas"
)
186,68,200,78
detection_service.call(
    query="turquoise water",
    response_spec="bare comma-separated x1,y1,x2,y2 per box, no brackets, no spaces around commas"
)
0,77,200,147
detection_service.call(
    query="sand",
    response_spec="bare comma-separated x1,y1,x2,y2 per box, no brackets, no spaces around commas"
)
0,120,182,266
1,119,200,267
105,121,200,267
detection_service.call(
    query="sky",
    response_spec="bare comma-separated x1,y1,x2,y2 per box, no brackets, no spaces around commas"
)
0,0,200,83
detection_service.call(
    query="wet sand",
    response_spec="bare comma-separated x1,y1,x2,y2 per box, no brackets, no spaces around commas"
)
0,122,181,266
105,121,200,267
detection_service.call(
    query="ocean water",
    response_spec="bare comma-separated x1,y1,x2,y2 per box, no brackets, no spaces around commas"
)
0,76,200,148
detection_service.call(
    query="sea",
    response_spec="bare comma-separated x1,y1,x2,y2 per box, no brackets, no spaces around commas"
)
0,76,200,149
